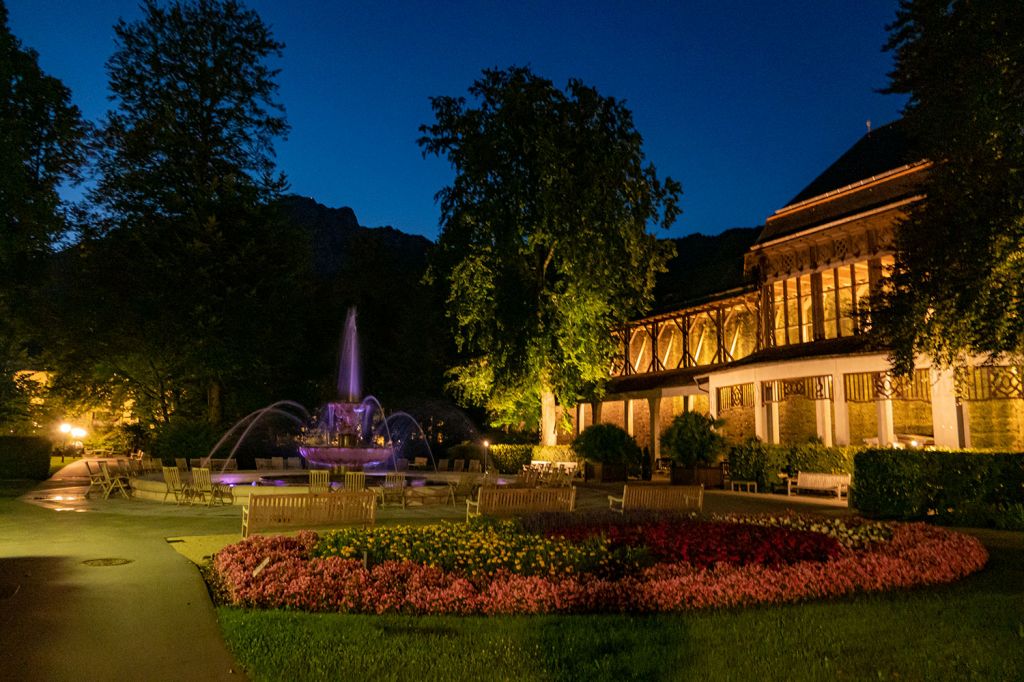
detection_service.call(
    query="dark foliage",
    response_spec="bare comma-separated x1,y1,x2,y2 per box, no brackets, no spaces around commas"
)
0,435,51,479
572,423,641,465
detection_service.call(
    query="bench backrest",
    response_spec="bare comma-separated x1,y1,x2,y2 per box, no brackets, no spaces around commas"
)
796,472,851,489
246,491,376,527
622,484,703,512
476,486,576,514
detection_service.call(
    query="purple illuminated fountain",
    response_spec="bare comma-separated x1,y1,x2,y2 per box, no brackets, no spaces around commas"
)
296,307,395,468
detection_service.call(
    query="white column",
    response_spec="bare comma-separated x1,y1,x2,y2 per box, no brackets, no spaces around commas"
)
768,402,781,444
832,372,850,445
576,403,586,436
648,396,662,464
754,382,767,441
708,385,719,419
876,398,895,446
592,401,603,425
815,399,834,446
930,367,961,449
625,400,634,436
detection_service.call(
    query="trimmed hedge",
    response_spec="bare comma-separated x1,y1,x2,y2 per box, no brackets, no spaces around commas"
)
533,445,574,463
0,436,52,480
727,438,855,492
488,445,533,474
853,449,1024,529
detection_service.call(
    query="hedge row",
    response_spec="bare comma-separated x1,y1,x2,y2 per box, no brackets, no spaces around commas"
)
727,438,855,492
0,436,52,480
488,444,575,474
853,449,1024,529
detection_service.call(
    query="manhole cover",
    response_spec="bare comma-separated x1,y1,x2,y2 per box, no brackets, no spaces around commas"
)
82,558,133,567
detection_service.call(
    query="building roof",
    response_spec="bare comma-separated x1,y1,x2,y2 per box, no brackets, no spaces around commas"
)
754,121,927,246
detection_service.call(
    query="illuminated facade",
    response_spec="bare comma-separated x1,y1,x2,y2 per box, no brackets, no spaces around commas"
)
575,123,1024,456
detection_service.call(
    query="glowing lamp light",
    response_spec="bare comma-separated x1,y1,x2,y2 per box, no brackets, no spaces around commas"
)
483,440,489,448
58,423,72,434
70,427,87,440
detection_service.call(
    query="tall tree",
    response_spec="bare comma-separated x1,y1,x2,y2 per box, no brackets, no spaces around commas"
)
420,66,680,443
875,0,1024,374
76,0,310,425
0,0,86,431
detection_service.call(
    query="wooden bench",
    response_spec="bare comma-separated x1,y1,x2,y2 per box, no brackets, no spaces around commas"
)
787,472,851,499
466,486,576,522
608,484,703,513
241,491,377,537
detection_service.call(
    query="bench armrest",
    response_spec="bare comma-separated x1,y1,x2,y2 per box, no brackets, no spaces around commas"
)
241,505,250,538
607,495,624,513
466,498,479,523
787,478,796,495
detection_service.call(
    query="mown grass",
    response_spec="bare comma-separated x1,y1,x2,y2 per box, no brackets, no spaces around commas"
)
218,543,1024,681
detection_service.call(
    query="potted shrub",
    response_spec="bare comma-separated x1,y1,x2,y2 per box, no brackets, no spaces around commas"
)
660,412,727,487
572,424,641,483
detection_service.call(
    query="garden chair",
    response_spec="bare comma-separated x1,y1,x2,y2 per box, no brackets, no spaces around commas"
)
175,458,189,472
308,469,330,494
190,467,233,506
162,466,188,504
255,458,273,470
271,456,285,469
287,457,303,470
412,457,428,469
453,459,465,473
344,471,366,491
99,461,131,499
378,472,406,507
396,458,410,471
84,461,108,498
189,458,205,470
435,458,449,472
468,459,482,473
331,463,348,475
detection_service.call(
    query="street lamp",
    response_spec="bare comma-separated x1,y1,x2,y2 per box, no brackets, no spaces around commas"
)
482,440,490,472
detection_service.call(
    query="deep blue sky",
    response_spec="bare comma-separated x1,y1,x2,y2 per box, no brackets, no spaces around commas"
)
7,0,906,239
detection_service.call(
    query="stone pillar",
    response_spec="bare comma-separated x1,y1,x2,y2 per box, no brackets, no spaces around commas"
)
930,367,962,449
708,384,719,419
647,396,662,464
624,400,635,436
576,403,587,436
832,372,850,445
815,399,834,446
592,401,603,425
876,398,895,446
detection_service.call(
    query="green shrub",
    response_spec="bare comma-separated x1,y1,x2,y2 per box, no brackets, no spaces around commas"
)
447,441,486,464
726,438,789,491
489,444,533,474
572,424,641,466
150,418,220,464
660,412,726,467
853,448,1024,528
533,444,575,463
0,436,52,480
789,440,855,475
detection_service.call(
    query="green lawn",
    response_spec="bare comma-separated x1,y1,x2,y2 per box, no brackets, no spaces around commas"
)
218,542,1024,681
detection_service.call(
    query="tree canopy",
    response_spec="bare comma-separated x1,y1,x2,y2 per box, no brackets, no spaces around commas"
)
0,0,86,432
419,66,680,441
48,0,310,427
875,0,1024,374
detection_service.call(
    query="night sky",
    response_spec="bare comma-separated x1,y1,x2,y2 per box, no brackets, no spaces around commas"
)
6,0,906,239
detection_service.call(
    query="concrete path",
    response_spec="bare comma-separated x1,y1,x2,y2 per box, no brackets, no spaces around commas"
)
1,477,243,681
0,466,854,681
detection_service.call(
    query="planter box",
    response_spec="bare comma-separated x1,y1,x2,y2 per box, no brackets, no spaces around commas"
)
585,462,628,483
671,464,724,488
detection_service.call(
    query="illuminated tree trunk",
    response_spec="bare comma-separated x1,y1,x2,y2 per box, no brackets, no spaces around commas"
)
540,383,557,446
207,380,222,425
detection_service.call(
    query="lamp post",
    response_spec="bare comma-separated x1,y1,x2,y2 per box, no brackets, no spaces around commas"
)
483,440,490,473
58,423,72,462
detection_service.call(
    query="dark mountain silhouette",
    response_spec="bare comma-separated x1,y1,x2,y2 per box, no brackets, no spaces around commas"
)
654,226,761,312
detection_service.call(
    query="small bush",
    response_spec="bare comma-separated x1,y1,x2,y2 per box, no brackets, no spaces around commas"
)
533,444,574,463
489,444,533,474
150,418,220,464
660,412,726,467
572,424,641,466
447,441,485,464
0,436,52,480
853,448,1024,529
789,440,855,475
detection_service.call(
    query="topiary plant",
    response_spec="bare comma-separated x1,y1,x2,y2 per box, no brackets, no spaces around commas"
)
571,424,641,466
660,412,726,468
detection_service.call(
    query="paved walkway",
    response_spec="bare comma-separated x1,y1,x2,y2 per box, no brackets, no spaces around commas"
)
0,466,855,681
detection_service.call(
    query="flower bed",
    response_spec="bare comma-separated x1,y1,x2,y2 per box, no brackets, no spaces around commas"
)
209,515,988,615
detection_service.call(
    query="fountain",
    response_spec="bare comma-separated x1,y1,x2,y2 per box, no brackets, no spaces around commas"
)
295,308,398,469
